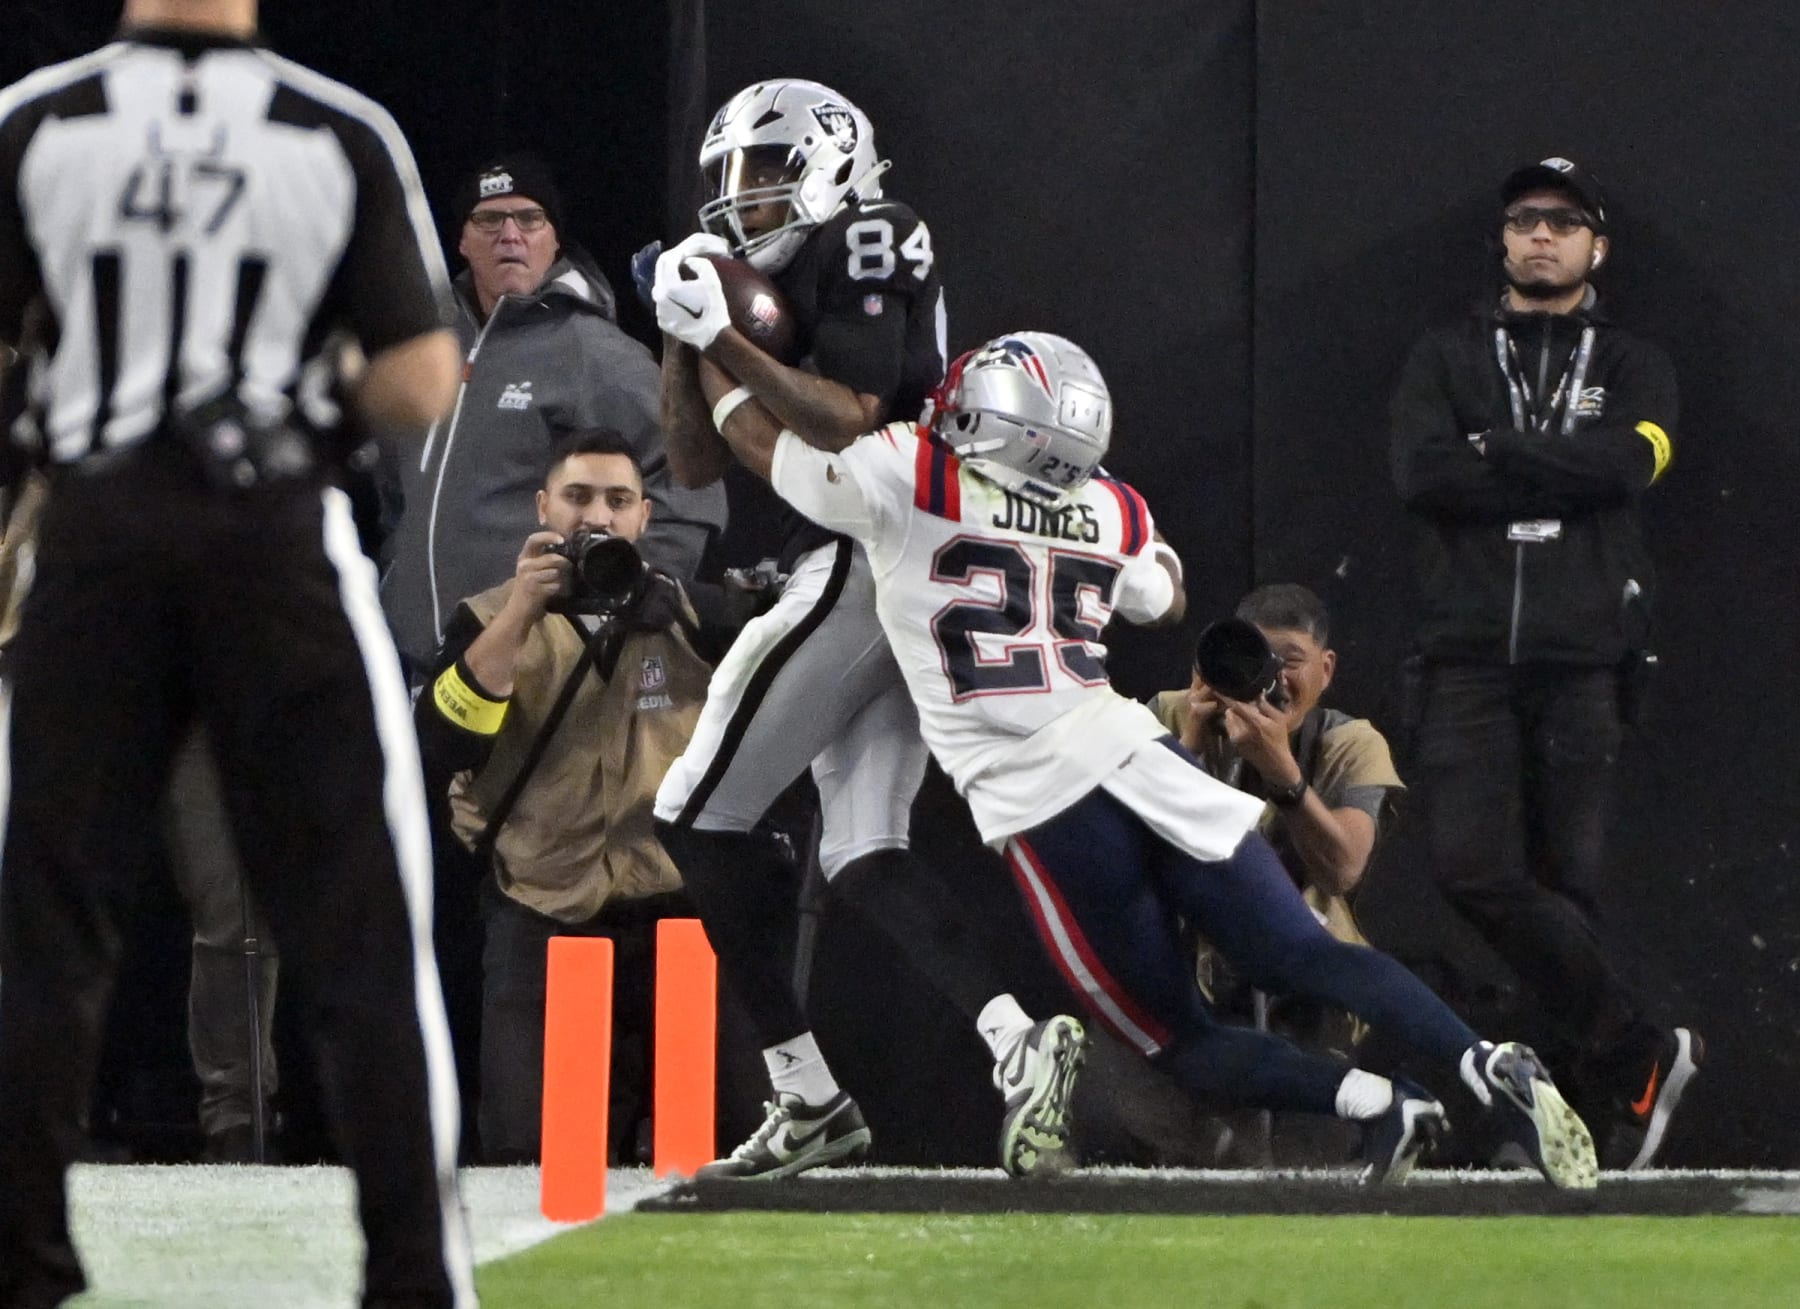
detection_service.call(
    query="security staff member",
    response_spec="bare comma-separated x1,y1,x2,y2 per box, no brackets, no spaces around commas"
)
0,4,473,1306
1389,157,1697,1171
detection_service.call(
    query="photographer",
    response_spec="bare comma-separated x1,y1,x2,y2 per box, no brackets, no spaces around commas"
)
1156,585,1402,914
1149,585,1403,1165
415,428,711,1163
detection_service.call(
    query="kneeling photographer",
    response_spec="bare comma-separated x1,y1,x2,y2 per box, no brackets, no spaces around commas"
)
1150,585,1405,1162
415,428,712,1163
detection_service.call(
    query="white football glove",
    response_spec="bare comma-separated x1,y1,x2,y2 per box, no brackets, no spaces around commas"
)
652,232,731,303
655,255,731,351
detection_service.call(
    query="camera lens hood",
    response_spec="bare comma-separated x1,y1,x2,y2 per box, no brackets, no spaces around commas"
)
1193,617,1284,705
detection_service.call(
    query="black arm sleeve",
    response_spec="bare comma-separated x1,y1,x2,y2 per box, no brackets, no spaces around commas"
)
0,102,45,344
414,604,507,777
320,111,452,354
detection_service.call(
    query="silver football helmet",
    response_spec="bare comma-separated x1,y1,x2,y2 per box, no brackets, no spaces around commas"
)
930,333,1112,506
697,79,887,274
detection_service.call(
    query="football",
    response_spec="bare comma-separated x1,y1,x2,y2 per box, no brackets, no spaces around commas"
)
697,254,801,365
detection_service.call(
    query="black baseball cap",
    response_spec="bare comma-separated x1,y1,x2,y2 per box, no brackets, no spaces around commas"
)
1501,157,1607,231
452,154,565,233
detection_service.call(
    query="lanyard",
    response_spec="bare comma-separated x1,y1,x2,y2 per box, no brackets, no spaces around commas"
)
1492,324,1595,436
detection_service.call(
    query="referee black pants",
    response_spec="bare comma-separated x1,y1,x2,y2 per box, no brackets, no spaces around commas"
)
0,445,473,1308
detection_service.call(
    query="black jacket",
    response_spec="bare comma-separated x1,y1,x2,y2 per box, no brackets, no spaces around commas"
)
1390,293,1677,665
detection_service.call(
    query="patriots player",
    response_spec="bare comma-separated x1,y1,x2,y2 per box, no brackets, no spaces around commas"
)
700,329,1604,1189
647,79,1082,1179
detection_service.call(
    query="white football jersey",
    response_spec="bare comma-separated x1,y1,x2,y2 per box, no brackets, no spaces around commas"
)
771,421,1179,840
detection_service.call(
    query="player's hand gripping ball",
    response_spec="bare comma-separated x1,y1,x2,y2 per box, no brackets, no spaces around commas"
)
653,242,799,364
695,255,800,365
654,253,729,350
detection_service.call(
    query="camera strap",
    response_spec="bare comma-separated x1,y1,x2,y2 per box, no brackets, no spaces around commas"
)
471,615,620,860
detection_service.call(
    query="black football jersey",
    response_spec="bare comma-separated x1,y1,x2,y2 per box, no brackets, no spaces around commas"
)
771,197,947,565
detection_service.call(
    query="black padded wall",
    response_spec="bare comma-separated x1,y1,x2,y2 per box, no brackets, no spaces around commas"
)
695,1,1259,688
1253,0,1800,1165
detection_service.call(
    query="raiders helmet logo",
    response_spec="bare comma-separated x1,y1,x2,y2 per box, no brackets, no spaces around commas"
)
811,104,858,152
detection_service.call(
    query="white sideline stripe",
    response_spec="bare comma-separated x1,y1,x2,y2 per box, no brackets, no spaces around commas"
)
60,1161,1800,1306
830,1164,1800,1184
320,490,476,1308
68,1165,675,1309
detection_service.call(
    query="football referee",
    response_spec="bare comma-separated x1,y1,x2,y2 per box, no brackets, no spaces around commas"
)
0,3,472,1307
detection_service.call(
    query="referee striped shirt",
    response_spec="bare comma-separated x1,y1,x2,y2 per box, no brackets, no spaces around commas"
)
0,24,451,465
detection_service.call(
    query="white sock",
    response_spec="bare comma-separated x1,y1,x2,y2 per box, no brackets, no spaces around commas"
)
763,1032,840,1107
975,993,1035,1062
1334,1068,1395,1121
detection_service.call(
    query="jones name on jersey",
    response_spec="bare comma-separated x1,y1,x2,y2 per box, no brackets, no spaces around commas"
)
769,420,1178,842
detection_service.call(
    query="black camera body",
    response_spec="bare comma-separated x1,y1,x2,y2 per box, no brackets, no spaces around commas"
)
547,527,648,616
1193,617,1291,710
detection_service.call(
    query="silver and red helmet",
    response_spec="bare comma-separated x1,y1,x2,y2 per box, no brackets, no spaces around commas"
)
927,333,1112,506
698,79,886,274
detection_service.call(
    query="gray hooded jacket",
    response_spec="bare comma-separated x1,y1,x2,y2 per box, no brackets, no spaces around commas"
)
381,252,726,669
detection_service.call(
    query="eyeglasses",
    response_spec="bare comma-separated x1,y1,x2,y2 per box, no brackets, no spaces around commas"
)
467,206,549,234
1503,206,1593,236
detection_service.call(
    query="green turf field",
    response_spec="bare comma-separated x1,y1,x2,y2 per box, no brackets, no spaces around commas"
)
478,1212,1800,1309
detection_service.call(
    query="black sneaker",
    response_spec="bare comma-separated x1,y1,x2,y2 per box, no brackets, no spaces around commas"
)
994,1015,1087,1178
694,1091,871,1180
1623,1027,1703,1170
1462,1041,1597,1190
1359,1077,1447,1185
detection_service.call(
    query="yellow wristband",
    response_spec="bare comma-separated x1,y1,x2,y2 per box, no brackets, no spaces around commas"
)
711,386,754,432
1635,421,1672,484
433,663,508,736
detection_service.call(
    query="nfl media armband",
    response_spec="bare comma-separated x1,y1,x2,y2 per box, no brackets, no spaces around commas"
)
432,660,509,736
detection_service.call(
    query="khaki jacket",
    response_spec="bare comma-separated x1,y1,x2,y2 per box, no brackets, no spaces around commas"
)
449,580,710,923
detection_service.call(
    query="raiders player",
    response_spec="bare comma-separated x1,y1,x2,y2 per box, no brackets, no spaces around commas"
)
699,329,1603,1191
649,79,1084,1180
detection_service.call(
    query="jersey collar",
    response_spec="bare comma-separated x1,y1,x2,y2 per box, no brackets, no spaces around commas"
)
119,25,266,55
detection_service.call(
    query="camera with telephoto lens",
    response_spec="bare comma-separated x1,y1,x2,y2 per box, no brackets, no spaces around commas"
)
1193,617,1291,710
546,527,648,616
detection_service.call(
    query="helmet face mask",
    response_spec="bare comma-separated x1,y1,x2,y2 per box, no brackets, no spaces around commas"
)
932,334,1112,507
698,80,884,275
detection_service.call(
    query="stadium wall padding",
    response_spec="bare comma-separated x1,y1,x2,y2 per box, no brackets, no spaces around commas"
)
21,0,1793,1167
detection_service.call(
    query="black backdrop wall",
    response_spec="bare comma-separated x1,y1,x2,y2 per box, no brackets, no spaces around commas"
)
6,0,1795,1166
688,0,1800,1167
1249,0,1800,1167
